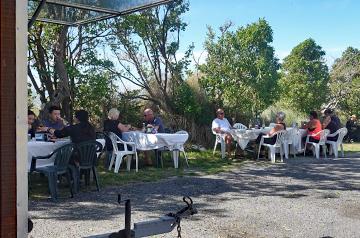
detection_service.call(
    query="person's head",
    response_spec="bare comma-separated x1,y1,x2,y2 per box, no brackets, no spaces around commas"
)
309,111,318,120
350,114,357,121
324,108,333,116
108,108,120,120
74,110,89,124
28,110,36,126
143,108,154,122
276,112,286,123
216,108,225,119
48,106,61,122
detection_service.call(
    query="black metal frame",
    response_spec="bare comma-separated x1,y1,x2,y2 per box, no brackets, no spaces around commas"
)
28,0,174,28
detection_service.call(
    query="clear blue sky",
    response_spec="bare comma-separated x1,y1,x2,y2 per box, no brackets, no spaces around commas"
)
180,0,360,66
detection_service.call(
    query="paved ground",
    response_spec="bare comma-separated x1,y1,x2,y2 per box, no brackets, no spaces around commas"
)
29,154,360,238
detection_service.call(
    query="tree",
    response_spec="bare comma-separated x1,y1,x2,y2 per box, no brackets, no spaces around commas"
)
107,0,193,115
279,38,329,113
199,19,280,119
28,21,111,121
328,47,360,116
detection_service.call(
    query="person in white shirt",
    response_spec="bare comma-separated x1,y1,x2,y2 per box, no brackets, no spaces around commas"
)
212,108,234,157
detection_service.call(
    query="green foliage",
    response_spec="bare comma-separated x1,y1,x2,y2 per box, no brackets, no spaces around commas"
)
329,47,360,117
279,38,329,113
199,19,280,119
260,101,307,126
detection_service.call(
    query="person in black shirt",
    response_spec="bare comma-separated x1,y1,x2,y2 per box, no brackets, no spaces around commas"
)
322,108,340,142
46,110,96,144
346,114,358,142
103,108,135,167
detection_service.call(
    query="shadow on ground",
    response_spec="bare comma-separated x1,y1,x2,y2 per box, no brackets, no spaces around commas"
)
29,155,360,223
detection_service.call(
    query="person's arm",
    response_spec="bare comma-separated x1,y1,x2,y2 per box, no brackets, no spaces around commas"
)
268,124,282,136
118,122,131,132
51,125,72,138
212,120,221,133
322,116,331,129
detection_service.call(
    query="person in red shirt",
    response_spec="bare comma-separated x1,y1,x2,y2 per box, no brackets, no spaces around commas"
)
302,111,322,153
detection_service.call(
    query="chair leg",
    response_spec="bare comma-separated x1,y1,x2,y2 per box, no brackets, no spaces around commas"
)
135,152,139,172
323,145,327,159
332,143,338,158
108,151,116,171
213,140,217,155
340,144,344,157
280,146,283,162
92,167,100,192
257,143,262,160
65,171,74,198
114,154,123,173
269,147,276,163
48,172,58,201
315,144,320,159
183,150,189,168
304,142,308,156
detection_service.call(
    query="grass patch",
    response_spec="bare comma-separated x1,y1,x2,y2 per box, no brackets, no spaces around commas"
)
29,150,246,200
343,142,360,153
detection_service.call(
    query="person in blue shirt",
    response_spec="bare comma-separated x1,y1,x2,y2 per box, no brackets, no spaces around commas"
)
143,108,164,133
42,106,66,130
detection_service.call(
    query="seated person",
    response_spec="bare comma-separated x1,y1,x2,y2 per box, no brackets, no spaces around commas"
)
103,108,133,151
256,112,286,145
322,108,340,141
143,108,164,133
42,106,66,130
302,111,322,144
346,114,358,142
212,108,233,157
28,110,38,138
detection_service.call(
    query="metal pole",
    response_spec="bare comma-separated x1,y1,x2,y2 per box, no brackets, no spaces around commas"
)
125,200,131,238
28,0,47,29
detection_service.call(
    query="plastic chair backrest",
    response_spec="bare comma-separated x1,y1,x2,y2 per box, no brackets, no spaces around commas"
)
108,132,129,153
233,123,247,130
336,128,348,143
76,141,98,167
53,143,75,171
319,129,330,144
274,130,287,146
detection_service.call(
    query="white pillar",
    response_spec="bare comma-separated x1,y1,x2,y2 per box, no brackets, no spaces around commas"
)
16,0,28,237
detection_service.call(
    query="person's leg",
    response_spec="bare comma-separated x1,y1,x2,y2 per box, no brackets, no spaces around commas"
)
225,133,233,157
143,151,153,166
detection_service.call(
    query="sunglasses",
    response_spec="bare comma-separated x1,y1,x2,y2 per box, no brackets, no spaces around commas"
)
218,112,224,115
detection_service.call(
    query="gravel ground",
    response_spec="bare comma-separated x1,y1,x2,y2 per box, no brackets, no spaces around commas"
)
29,155,360,238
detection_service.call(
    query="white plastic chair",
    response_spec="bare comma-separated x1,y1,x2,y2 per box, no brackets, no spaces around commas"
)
212,131,226,159
282,128,299,159
257,130,287,163
304,129,330,159
233,123,248,130
107,132,138,173
326,128,348,158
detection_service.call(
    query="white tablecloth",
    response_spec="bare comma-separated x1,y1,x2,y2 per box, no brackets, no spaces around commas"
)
122,132,188,151
27,139,105,171
230,128,307,150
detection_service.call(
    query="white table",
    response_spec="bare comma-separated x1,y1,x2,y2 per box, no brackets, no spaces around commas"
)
27,139,105,171
230,127,307,151
122,132,189,168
